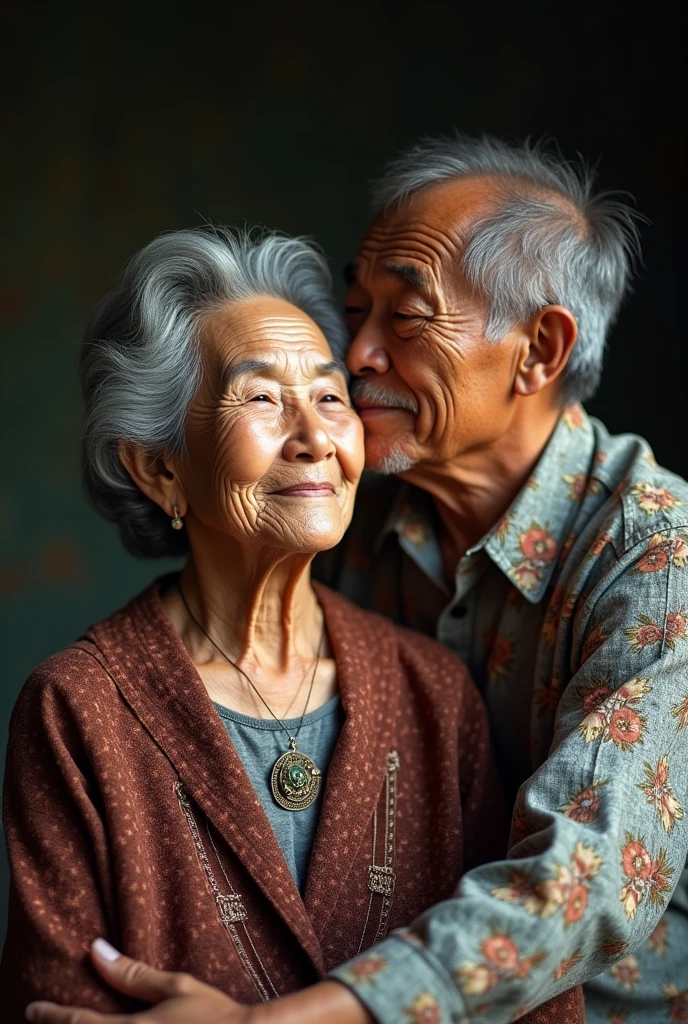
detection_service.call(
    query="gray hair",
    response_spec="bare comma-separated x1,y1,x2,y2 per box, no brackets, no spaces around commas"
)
80,226,347,559
372,133,643,402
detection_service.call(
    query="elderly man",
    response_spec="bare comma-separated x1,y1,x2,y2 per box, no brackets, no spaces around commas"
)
27,135,688,1024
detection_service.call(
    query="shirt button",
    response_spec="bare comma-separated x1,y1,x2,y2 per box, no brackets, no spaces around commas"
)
450,605,468,619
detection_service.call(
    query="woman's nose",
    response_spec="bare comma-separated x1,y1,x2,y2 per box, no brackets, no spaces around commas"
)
282,409,336,463
346,322,391,377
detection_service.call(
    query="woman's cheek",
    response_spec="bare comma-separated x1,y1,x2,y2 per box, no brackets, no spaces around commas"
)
224,481,263,536
215,419,281,483
336,414,366,481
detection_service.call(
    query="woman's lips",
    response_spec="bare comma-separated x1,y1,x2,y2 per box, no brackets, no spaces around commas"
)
271,483,336,497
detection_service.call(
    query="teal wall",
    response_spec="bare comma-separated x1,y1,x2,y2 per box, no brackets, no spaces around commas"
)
1,0,684,949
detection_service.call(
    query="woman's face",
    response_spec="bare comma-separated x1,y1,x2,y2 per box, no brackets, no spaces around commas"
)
175,296,364,554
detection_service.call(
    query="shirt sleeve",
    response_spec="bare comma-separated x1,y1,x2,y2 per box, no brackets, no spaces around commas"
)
330,528,688,1023
0,662,129,1019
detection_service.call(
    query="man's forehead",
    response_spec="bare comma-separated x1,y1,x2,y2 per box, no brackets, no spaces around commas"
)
354,176,500,268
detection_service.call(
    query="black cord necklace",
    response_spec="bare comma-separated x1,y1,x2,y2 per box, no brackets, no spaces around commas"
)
178,585,324,812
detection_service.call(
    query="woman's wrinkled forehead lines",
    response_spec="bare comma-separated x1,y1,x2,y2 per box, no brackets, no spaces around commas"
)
219,352,350,394
204,301,344,373
210,309,329,352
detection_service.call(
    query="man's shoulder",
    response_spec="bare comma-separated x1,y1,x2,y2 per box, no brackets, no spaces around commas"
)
346,471,406,537
590,418,688,550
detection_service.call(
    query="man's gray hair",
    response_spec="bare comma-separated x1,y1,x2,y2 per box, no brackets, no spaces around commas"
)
373,133,643,402
80,227,347,559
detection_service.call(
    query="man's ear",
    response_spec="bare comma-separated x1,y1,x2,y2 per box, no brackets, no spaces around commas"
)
514,305,578,397
117,441,187,518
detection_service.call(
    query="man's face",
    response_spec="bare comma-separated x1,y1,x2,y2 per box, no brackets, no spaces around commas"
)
344,178,525,473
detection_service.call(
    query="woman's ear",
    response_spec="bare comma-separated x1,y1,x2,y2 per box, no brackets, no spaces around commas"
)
117,441,187,518
514,305,578,397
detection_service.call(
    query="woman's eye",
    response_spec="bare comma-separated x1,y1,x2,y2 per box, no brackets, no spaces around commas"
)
393,312,421,321
250,394,271,402
321,394,341,403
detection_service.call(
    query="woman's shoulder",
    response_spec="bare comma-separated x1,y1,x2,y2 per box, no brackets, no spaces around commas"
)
14,642,115,724
13,579,163,725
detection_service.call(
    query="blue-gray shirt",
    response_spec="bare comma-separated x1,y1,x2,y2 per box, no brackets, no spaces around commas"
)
214,696,343,893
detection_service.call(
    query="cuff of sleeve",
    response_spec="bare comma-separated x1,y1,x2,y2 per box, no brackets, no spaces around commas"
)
329,935,468,1024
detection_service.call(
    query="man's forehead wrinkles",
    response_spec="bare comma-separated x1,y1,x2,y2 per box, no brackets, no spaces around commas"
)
362,229,457,266
359,245,446,288
365,218,462,256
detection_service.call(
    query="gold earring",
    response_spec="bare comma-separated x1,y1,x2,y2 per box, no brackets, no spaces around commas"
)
171,505,184,531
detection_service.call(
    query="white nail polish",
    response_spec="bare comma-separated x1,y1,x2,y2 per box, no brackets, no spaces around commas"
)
92,937,121,962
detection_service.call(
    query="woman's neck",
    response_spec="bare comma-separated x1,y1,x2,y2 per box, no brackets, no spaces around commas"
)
170,536,324,677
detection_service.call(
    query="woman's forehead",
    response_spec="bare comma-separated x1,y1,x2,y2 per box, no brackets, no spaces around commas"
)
202,295,337,379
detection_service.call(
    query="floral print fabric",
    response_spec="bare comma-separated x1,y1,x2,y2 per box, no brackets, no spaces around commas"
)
324,407,688,1023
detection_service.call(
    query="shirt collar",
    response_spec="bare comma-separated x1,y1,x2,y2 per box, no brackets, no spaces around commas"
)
376,482,449,593
377,405,598,604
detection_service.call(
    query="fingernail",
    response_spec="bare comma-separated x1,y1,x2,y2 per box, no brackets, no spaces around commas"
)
92,937,121,962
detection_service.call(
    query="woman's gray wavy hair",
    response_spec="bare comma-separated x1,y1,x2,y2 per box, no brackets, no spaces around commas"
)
373,133,644,403
80,227,347,559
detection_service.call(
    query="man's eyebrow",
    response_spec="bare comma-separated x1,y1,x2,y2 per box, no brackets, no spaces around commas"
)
343,262,357,285
383,262,429,289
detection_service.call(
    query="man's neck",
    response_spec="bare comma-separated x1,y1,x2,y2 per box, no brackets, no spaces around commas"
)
400,404,562,574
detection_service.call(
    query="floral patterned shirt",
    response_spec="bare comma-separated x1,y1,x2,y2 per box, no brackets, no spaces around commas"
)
318,407,688,1024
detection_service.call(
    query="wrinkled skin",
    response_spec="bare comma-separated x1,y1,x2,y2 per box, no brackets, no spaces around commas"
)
177,296,362,556
122,294,364,715
345,176,577,565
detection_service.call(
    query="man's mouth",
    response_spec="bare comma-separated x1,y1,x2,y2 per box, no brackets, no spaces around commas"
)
351,382,419,416
355,404,411,421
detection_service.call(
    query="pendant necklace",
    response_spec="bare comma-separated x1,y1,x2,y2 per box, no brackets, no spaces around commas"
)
178,585,324,812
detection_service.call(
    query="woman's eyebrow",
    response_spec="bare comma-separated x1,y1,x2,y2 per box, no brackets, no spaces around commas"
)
318,359,350,382
222,359,272,390
222,358,349,390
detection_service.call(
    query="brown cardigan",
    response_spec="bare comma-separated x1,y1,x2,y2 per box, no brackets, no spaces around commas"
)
0,579,583,1022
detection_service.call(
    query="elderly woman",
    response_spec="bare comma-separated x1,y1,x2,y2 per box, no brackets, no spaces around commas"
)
2,228,583,1024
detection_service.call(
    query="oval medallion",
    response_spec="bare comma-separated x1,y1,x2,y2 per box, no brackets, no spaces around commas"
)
271,750,322,812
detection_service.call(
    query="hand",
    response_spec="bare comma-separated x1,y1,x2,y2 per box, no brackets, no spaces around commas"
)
25,938,251,1024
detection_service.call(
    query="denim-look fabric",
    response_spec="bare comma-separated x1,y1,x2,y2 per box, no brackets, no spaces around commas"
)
319,407,688,1024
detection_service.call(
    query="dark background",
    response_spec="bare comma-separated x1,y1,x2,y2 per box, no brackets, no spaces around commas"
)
0,0,685,946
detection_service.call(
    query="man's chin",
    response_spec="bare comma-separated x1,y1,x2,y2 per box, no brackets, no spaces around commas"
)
364,440,418,476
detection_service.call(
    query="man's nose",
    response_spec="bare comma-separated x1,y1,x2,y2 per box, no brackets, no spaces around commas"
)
346,323,391,377
282,407,336,463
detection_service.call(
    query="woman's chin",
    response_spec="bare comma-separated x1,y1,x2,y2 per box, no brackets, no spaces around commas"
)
261,523,347,556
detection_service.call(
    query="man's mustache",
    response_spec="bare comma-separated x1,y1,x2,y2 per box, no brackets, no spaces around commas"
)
350,379,419,415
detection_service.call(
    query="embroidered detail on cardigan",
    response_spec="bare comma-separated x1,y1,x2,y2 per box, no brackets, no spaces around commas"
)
357,750,400,953
175,782,277,1000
